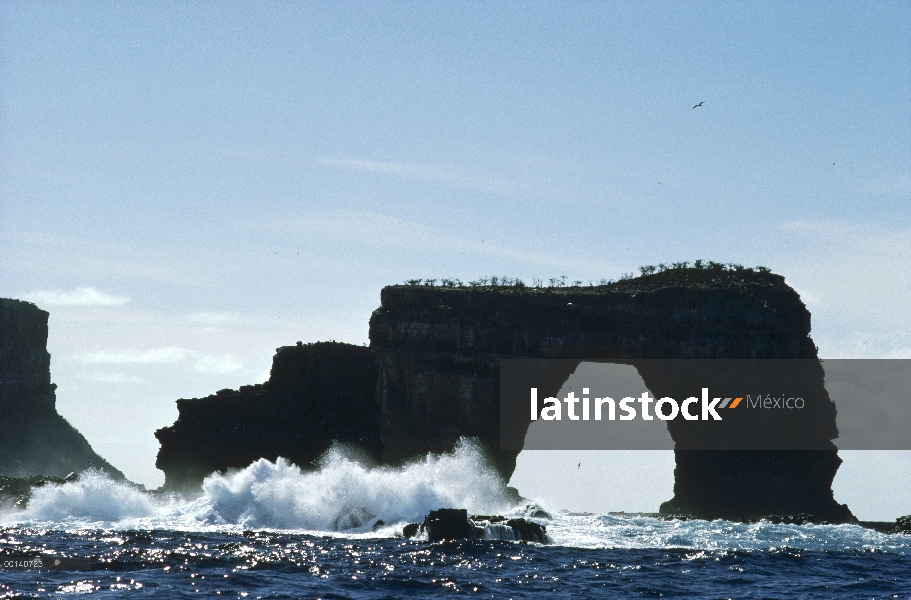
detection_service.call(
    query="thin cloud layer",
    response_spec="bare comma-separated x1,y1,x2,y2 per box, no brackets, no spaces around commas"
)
317,157,522,195
78,346,244,375
275,210,621,274
81,347,194,365
90,372,145,384
195,354,244,375
187,312,241,326
23,287,130,307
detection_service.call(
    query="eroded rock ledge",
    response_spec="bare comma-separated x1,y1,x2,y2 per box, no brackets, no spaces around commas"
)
154,341,380,490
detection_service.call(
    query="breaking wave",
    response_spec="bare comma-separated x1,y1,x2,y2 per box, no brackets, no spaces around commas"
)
3,439,910,552
3,439,513,533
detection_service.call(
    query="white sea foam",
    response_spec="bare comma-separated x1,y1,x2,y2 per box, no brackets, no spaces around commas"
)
3,439,513,532
184,438,513,530
3,441,910,552
538,512,911,552
12,469,159,523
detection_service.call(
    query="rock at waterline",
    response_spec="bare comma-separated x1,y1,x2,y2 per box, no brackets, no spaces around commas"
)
402,509,548,543
425,508,478,541
504,518,547,542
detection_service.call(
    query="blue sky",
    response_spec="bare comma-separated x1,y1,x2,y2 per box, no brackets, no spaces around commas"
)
1,2,909,517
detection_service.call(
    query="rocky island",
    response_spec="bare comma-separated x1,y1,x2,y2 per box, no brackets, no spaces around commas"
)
154,265,854,523
0,298,123,480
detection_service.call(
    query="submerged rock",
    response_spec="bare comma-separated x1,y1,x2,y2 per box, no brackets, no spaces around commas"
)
744,512,858,526
893,515,911,534
0,472,78,509
424,508,478,542
504,518,547,543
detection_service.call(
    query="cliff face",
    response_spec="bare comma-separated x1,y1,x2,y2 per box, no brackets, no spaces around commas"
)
369,269,852,521
154,342,381,490
0,298,124,479
151,268,851,520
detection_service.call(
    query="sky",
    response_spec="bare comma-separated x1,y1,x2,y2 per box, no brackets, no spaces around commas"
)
1,2,909,519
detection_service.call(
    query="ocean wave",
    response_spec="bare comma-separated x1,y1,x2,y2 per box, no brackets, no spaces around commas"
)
184,438,513,530
3,439,513,532
541,512,911,552
3,442,910,552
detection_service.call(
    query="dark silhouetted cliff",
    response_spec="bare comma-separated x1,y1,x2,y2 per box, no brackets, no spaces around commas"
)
152,267,852,521
369,268,852,522
0,298,124,479
154,342,381,490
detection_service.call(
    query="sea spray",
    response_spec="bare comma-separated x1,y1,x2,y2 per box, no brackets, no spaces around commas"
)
189,438,514,530
18,470,160,523
542,512,911,552
5,438,515,531
6,451,909,554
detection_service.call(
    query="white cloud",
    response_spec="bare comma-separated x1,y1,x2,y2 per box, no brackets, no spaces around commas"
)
23,287,130,307
90,372,145,384
195,354,243,375
77,346,245,375
276,210,621,274
769,220,910,358
791,287,820,307
186,312,241,326
80,347,194,364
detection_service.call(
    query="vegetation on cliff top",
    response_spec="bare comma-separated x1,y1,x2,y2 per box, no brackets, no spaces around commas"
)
398,262,783,294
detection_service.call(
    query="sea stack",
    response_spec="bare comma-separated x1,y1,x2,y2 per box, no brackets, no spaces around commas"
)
0,298,124,479
369,267,853,522
154,341,381,490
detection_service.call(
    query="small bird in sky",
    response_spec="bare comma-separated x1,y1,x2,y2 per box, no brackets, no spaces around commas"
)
577,462,581,470
692,101,704,109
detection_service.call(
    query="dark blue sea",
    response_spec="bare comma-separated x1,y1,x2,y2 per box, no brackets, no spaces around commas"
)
2,444,908,598
2,528,910,598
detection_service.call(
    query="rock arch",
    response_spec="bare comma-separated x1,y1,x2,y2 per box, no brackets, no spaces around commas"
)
368,269,852,521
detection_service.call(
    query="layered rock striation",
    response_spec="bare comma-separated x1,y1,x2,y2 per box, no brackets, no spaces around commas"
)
0,298,124,479
154,341,381,490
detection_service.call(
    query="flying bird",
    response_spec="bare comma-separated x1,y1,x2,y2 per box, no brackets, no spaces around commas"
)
577,462,581,470
692,101,704,109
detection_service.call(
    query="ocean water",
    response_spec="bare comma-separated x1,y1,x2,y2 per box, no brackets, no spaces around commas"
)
1,442,909,598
